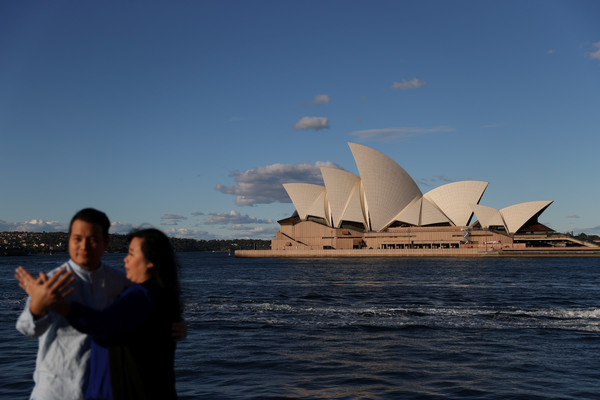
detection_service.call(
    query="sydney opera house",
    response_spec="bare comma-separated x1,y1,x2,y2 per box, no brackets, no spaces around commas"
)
248,142,599,257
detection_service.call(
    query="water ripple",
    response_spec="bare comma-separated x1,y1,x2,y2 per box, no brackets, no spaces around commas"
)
3,254,600,399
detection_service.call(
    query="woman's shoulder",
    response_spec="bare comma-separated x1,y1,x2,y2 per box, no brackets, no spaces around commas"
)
127,282,152,295
140,280,180,317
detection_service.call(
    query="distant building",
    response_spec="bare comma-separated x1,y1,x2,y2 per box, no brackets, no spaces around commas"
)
271,143,585,252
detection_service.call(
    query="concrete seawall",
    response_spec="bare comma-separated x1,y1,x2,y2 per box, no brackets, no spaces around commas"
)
236,247,600,258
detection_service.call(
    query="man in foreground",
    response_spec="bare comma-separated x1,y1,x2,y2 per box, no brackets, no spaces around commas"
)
16,208,130,399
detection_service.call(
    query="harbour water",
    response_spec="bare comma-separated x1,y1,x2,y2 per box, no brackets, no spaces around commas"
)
1,253,600,399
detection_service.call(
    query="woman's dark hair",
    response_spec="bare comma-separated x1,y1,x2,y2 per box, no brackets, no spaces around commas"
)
127,228,182,318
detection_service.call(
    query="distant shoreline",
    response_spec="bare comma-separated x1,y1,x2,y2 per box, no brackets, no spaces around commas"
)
0,231,270,256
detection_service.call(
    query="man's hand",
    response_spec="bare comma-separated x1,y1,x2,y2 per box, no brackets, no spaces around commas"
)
15,266,39,296
15,267,74,318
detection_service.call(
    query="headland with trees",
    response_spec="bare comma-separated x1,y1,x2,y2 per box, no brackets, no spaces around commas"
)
0,231,270,256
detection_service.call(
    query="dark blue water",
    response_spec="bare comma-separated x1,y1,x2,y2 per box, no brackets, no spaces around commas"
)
1,254,599,399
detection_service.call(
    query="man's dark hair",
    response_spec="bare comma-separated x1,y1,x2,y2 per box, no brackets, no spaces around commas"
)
69,208,111,239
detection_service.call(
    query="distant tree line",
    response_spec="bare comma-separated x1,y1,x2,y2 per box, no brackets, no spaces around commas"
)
0,231,270,256
569,232,600,243
107,234,270,253
2,231,597,256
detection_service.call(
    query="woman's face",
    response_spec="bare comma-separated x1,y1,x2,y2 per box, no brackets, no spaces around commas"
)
124,237,153,283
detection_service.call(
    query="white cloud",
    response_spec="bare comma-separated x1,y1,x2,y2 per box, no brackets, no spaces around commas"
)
304,94,330,105
159,214,188,226
0,218,137,234
567,214,580,219
294,116,330,130
589,41,600,61
417,175,454,188
482,123,503,129
0,220,11,231
572,225,600,236
205,210,274,225
586,226,600,235
161,221,179,226
110,222,136,234
216,161,343,206
227,225,279,239
0,218,66,232
162,227,216,240
391,78,426,90
161,214,187,220
350,126,455,142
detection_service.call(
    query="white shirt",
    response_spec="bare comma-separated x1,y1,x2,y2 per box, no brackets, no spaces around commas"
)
16,259,130,400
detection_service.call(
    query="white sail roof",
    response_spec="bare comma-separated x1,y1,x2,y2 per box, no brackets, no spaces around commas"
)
281,143,553,234
320,167,366,228
349,142,422,231
500,200,553,234
394,197,422,226
420,197,451,226
282,183,327,220
424,181,488,226
472,204,506,229
343,182,367,227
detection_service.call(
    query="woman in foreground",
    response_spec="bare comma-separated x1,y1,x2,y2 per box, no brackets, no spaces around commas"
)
17,228,182,399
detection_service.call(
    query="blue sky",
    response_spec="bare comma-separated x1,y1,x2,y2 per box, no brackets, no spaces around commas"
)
1,1,599,240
